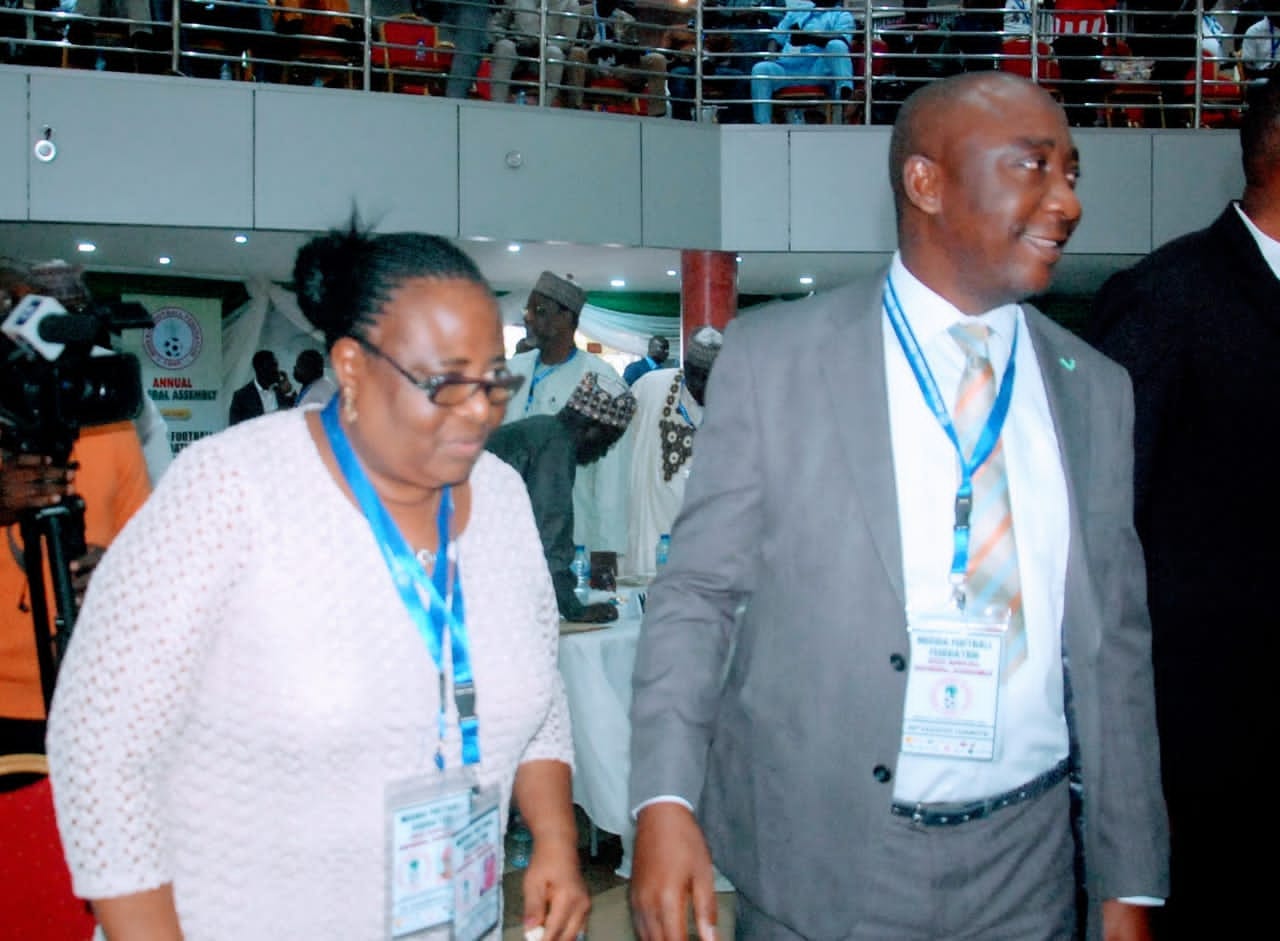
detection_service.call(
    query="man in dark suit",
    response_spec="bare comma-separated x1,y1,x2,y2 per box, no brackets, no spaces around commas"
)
228,350,295,426
629,72,1168,941
1087,79,1280,941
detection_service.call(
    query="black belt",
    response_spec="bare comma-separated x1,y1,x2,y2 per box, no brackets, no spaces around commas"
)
890,759,1070,827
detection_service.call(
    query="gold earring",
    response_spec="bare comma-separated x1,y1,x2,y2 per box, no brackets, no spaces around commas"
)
341,385,358,424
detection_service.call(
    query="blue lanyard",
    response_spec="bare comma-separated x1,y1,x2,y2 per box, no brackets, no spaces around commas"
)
675,382,696,428
524,348,577,415
882,279,1019,591
321,397,480,769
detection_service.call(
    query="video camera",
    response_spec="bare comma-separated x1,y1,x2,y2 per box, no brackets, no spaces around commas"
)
1,294,149,463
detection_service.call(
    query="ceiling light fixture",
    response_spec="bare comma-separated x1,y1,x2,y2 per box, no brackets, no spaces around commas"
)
233,234,248,244
666,269,677,277
610,278,626,288
799,276,814,286
157,256,172,265
507,243,521,253
77,241,96,253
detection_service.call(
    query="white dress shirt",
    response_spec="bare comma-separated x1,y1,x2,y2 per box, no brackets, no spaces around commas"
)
884,254,1071,804
255,379,283,415
1235,201,1280,279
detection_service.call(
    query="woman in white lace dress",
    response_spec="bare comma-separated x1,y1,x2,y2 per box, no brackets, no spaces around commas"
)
47,228,589,940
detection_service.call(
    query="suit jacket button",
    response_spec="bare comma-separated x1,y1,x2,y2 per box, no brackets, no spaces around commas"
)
873,765,892,783
889,653,906,671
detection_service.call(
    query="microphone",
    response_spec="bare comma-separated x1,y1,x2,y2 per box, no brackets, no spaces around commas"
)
37,312,102,346
3,294,75,361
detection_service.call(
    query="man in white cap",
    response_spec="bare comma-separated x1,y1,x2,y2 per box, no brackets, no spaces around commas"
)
488,371,637,623
622,326,723,578
504,271,630,561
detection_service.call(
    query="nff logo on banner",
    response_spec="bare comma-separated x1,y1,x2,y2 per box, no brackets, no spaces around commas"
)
143,306,203,370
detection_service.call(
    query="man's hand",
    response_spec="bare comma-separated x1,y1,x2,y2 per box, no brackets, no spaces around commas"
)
69,544,107,608
0,453,75,526
1102,899,1154,941
521,831,589,941
578,602,618,624
630,803,717,941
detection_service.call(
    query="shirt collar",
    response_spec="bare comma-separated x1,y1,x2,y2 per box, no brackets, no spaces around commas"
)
888,252,1020,354
1233,202,1280,281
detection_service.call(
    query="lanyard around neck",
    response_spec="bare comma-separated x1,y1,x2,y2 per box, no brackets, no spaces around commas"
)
524,347,577,414
882,279,1019,592
321,397,479,769
675,379,697,428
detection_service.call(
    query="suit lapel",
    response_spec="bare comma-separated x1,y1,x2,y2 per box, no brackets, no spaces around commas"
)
818,277,906,606
1026,309,1088,520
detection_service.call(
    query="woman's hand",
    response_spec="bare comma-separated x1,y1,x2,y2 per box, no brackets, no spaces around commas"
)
513,760,589,940
520,831,589,941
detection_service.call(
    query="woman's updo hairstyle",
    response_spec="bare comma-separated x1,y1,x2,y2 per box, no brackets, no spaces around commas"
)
293,223,491,349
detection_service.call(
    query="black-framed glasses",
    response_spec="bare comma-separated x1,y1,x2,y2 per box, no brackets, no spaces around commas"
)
350,335,525,407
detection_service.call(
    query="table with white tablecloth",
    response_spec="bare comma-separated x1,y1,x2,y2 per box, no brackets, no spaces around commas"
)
557,616,641,876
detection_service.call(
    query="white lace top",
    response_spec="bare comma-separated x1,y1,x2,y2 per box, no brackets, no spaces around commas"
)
47,409,572,940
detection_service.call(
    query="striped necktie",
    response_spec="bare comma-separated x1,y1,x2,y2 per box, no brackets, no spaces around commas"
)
948,322,1027,676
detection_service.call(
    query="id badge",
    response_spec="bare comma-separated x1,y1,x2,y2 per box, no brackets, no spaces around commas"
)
384,769,503,940
900,606,1007,761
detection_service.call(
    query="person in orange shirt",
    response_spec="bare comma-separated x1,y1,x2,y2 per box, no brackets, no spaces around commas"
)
0,261,151,756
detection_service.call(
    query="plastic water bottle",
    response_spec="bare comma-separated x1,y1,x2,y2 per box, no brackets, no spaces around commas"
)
415,39,426,63
655,534,671,572
508,818,532,870
571,546,590,605
515,89,528,106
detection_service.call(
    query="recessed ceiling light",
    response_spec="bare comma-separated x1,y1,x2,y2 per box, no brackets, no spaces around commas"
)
233,234,248,244
471,236,494,243
799,276,814,286
666,269,677,277
507,243,521,253
157,255,172,265
77,241,96,253
735,255,743,263
610,278,626,288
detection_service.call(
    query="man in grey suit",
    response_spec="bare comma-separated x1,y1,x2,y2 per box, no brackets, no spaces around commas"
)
628,72,1168,941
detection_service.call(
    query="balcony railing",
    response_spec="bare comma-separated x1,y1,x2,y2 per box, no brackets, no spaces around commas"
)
0,2,1272,129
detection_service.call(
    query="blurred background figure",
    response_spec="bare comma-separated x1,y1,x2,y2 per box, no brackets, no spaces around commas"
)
622,325,722,579
623,334,670,385
228,348,295,425
488,370,636,623
292,347,337,408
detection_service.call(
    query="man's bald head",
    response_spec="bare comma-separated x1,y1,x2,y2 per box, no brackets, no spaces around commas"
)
888,72,1061,224
887,72,1080,314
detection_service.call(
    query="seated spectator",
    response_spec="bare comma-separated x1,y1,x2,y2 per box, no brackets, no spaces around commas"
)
1050,0,1115,126
566,0,668,117
488,0,578,105
178,0,275,79
669,1,766,123
748,0,855,125
1242,13,1279,80
936,0,1002,75
1003,0,1033,36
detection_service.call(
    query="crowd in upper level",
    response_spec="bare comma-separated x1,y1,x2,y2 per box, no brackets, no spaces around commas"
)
2,1,1277,127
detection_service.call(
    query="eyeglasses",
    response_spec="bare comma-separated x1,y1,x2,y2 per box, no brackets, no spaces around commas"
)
350,335,525,407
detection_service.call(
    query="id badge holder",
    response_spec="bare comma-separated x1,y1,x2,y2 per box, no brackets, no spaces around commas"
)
385,768,478,940
900,605,1008,761
449,787,503,941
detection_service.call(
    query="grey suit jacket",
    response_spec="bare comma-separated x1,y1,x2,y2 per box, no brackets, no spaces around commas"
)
629,272,1169,940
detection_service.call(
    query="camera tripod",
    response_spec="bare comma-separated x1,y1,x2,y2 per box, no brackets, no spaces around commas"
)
18,496,86,712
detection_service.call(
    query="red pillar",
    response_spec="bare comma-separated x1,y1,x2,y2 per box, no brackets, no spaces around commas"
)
679,250,737,352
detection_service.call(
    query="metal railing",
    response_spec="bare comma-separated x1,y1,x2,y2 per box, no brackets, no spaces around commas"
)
1,2,1272,128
